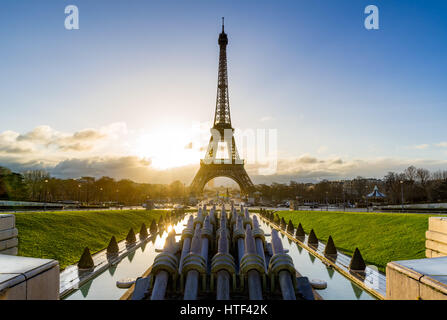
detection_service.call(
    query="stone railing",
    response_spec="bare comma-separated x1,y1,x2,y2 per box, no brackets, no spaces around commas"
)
386,257,447,300
0,214,18,255
386,216,447,300
1,213,60,299
426,217,447,258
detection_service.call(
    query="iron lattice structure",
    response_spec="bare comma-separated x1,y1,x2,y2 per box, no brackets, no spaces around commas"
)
190,19,255,196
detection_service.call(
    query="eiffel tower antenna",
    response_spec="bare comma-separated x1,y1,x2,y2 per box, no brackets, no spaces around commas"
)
189,20,255,196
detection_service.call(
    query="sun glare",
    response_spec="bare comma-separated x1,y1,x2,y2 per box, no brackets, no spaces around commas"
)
132,126,204,170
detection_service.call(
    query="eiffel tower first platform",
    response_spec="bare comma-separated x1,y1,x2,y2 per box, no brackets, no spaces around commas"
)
189,19,255,196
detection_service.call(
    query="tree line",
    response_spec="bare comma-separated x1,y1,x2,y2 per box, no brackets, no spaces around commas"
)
255,166,447,205
1,165,447,205
0,166,186,205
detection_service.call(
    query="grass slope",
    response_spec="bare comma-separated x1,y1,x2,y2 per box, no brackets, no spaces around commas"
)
15,209,166,270
276,210,446,273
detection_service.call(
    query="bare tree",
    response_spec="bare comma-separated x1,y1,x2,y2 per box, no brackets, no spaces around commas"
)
416,168,431,201
404,166,417,182
433,170,447,181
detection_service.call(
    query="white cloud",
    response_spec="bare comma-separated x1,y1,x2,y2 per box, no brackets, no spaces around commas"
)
410,144,429,150
246,156,447,183
2,153,447,185
317,145,328,154
2,123,447,185
0,123,127,156
259,116,273,122
0,130,34,154
436,142,447,148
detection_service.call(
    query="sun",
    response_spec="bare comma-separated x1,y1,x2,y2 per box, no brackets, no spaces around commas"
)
132,125,203,170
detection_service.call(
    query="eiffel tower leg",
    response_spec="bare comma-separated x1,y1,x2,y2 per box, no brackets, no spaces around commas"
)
189,165,210,197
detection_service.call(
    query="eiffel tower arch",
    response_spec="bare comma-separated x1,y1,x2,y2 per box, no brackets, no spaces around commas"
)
190,18,255,196
190,161,255,196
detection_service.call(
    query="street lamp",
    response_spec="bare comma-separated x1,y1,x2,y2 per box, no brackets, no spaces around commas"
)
325,191,329,211
400,180,404,212
343,191,346,212
99,187,103,206
78,184,81,206
365,185,369,213
44,179,48,211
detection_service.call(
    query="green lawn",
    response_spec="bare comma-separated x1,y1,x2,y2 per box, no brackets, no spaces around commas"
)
15,209,168,270
276,210,446,273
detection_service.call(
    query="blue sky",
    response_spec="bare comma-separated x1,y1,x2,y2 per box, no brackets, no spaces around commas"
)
1,0,447,182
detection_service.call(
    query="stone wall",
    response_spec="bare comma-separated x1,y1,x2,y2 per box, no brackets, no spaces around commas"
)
386,257,447,300
0,214,60,300
0,214,18,255
0,255,60,300
426,217,447,258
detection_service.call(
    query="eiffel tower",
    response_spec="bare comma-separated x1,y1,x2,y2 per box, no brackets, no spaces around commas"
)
189,18,255,196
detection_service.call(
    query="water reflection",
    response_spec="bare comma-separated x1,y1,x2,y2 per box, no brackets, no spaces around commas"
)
153,231,168,249
351,282,363,299
127,250,136,263
80,280,92,298
326,266,335,279
108,265,117,277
